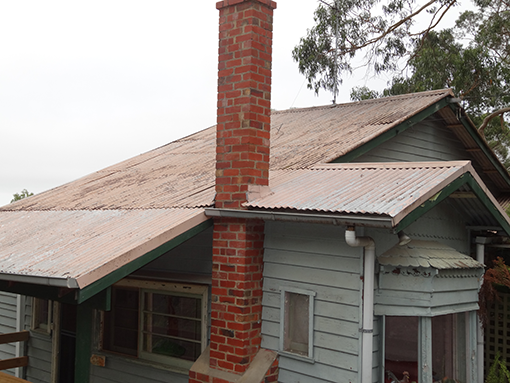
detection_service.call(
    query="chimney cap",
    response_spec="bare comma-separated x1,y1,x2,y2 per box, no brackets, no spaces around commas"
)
216,0,277,10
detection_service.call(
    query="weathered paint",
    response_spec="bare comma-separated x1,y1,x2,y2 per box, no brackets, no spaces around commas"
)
261,221,364,383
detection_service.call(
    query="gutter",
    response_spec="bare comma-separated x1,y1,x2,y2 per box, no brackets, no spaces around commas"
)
0,273,79,289
204,208,393,228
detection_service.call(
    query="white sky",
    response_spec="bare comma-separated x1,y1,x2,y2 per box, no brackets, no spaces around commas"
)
0,0,460,206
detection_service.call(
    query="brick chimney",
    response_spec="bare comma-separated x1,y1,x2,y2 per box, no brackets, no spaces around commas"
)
189,1,278,382
215,0,275,209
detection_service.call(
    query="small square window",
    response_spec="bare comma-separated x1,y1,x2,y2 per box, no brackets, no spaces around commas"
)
279,287,315,361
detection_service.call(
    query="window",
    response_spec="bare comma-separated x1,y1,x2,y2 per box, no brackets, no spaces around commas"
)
32,298,52,334
279,287,315,361
384,314,469,383
102,279,208,370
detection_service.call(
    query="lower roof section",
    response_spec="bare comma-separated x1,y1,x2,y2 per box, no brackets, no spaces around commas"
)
0,208,207,289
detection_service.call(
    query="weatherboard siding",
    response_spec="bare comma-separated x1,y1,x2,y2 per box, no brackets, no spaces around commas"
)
24,298,52,383
261,221,380,382
26,332,52,383
356,119,468,163
355,118,497,192
405,202,470,254
0,292,18,376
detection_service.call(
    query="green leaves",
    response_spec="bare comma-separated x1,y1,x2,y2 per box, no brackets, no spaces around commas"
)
293,0,458,100
10,189,33,203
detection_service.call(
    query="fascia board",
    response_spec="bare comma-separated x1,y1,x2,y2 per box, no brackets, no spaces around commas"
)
76,215,212,304
451,104,510,189
393,163,510,235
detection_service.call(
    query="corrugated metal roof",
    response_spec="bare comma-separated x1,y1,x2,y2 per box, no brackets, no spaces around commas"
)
0,208,207,288
270,89,454,169
2,90,454,212
378,240,483,269
246,162,470,225
0,89,505,289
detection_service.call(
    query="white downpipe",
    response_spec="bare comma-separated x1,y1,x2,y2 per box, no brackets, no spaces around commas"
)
476,241,485,383
345,227,375,383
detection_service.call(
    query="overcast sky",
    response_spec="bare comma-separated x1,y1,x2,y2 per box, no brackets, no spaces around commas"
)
0,0,458,206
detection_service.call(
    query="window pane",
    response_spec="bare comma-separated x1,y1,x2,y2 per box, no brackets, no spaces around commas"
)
103,287,139,356
143,334,201,361
142,291,203,363
146,293,201,319
144,313,201,341
284,292,309,356
432,314,467,382
385,316,419,383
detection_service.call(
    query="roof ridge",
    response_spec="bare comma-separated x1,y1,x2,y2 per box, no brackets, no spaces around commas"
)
272,89,454,115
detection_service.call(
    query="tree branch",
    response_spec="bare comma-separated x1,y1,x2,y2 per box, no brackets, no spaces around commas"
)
353,0,443,51
479,107,510,136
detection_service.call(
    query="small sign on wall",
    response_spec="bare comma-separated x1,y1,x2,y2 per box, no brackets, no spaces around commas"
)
90,354,106,367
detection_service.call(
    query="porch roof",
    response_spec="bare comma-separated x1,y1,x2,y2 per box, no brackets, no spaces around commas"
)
243,161,510,234
0,208,207,290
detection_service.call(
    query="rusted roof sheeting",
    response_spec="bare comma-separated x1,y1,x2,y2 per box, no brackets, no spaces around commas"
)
3,128,217,211
378,240,483,269
3,90,452,212
0,208,207,288
247,162,470,224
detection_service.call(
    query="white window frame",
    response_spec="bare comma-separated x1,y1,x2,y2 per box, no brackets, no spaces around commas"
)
104,279,208,370
31,298,52,334
279,286,316,362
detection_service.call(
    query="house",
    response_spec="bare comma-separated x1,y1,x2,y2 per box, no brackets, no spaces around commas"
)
0,0,509,382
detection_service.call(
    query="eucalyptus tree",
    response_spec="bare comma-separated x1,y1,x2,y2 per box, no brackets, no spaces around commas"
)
293,0,510,163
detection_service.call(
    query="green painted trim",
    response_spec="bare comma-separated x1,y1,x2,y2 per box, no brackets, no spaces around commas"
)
394,176,468,233
451,106,510,189
394,173,510,235
74,303,93,383
77,219,213,304
333,98,450,163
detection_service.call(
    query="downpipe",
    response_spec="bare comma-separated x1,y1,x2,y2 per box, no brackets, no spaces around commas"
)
345,227,375,383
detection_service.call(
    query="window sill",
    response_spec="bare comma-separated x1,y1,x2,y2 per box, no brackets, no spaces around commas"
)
279,350,315,364
29,329,51,338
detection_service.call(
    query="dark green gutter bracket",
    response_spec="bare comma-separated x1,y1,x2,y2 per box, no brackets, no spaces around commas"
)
76,219,213,304
393,173,510,235
333,98,450,164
